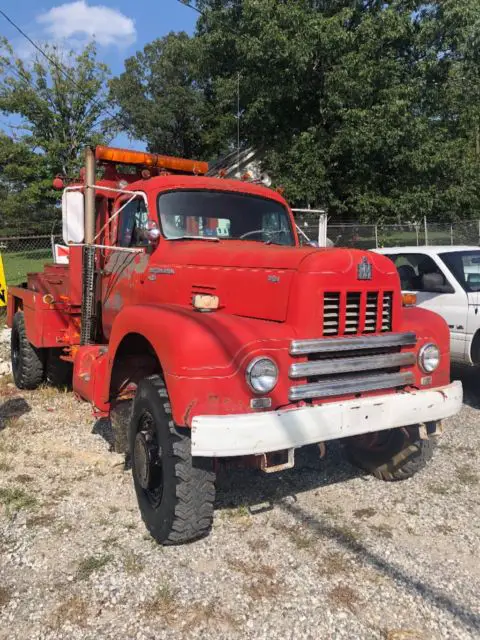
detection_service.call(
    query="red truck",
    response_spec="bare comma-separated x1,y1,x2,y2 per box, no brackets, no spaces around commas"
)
7,145,462,544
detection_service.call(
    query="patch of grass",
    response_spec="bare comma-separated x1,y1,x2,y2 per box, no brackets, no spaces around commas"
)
124,521,137,530
336,524,361,545
26,513,56,528
244,579,281,601
103,535,119,547
123,551,144,575
274,522,315,550
317,551,351,576
228,557,276,580
142,582,178,620
436,523,454,535
49,595,88,630
353,507,377,519
0,460,11,472
427,483,449,496
0,586,12,609
383,630,426,640
185,601,240,630
221,505,252,528
328,584,359,611
108,505,120,514
456,464,479,486
0,486,37,513
370,523,393,539
15,474,33,484
247,537,269,552
76,553,113,581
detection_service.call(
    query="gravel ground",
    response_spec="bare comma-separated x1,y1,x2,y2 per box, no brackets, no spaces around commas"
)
0,326,479,640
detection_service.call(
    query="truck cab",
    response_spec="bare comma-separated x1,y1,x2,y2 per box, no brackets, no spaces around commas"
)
7,146,462,545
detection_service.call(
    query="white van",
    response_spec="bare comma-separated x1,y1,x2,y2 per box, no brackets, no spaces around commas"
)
375,246,480,366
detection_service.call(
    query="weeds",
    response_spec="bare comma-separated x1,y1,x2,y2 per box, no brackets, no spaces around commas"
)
317,551,351,576
50,596,88,629
76,554,113,581
456,465,479,486
353,507,377,519
328,584,359,611
0,486,37,513
123,551,144,575
142,582,178,620
0,586,12,609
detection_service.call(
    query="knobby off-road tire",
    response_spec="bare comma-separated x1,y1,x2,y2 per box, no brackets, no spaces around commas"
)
46,348,73,388
345,426,437,481
129,375,216,545
11,311,45,390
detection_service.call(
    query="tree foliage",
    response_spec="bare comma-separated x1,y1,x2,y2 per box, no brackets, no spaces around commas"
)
0,40,112,229
113,0,480,221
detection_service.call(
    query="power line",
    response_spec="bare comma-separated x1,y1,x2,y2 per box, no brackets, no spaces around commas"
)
0,8,132,135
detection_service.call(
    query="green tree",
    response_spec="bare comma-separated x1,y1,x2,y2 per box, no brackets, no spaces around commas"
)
0,39,112,177
110,33,218,159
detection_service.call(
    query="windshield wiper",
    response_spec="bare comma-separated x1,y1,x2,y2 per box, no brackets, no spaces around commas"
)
166,235,220,242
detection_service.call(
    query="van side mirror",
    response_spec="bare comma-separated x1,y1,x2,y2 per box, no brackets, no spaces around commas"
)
62,190,84,244
422,272,454,293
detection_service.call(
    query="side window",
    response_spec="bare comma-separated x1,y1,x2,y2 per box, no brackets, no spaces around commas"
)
389,253,451,292
118,197,149,247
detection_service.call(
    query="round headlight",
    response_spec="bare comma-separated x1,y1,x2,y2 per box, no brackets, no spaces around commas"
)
246,357,278,393
418,343,440,373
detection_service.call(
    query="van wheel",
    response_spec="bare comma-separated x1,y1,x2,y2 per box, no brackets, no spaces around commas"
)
46,349,73,387
344,426,436,481
129,375,216,545
11,311,45,390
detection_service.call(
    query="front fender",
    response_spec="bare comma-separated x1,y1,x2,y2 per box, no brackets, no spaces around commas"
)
105,304,295,425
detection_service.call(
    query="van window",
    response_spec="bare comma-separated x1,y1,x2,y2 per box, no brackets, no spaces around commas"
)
386,253,451,292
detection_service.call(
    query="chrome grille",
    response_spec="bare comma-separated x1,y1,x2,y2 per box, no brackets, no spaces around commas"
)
364,292,378,333
382,292,393,331
323,293,340,335
289,332,416,402
345,292,361,334
322,291,393,337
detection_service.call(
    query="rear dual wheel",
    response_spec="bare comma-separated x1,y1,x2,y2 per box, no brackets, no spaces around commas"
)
11,311,72,390
345,425,437,481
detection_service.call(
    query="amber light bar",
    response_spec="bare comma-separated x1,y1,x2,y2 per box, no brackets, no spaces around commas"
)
95,145,208,175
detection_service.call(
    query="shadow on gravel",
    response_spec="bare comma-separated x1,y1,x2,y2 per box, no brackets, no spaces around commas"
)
452,365,480,409
0,397,31,431
279,498,480,634
92,417,115,449
214,441,364,511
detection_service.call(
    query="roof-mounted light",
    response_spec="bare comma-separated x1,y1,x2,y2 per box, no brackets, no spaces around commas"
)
95,145,208,175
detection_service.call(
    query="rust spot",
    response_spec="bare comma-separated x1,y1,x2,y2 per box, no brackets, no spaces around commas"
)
184,400,196,425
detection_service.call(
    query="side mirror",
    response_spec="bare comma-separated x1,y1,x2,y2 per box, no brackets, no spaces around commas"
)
62,190,84,244
422,272,454,293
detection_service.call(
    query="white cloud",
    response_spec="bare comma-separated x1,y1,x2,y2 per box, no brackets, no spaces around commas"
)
37,1,136,48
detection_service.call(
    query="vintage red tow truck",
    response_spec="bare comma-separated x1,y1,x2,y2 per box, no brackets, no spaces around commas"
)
7,145,462,544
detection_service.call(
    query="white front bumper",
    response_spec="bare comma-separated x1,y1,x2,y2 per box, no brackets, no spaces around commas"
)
191,381,463,457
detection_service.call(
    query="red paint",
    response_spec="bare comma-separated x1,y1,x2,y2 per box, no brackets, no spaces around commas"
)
6,148,451,433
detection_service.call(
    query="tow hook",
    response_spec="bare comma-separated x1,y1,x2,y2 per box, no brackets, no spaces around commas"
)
259,448,295,473
418,421,443,440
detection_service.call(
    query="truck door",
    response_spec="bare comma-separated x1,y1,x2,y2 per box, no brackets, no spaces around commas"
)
101,194,150,339
387,252,468,363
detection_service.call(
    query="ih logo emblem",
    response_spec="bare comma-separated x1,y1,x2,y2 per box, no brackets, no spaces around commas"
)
357,256,372,280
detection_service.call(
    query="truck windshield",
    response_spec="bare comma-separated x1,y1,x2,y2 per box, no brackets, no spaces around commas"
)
157,190,294,245
439,250,480,292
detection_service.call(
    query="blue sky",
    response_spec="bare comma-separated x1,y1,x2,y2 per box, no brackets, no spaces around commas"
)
0,0,198,147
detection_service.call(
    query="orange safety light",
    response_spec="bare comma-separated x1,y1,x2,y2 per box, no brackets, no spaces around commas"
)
95,145,208,175
402,292,417,306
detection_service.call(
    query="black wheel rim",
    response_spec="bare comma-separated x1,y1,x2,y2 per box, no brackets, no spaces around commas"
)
134,410,163,507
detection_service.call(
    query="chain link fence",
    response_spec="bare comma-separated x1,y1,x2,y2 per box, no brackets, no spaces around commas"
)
327,221,480,249
1,217,480,287
0,232,62,286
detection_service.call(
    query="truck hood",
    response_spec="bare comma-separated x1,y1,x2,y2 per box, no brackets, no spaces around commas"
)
153,242,398,323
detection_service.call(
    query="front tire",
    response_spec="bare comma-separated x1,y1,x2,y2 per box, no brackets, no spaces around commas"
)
129,376,216,545
344,425,437,481
11,311,45,390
